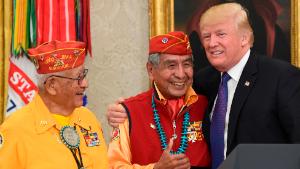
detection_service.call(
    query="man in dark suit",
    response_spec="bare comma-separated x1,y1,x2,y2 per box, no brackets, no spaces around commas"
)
194,2,300,169
106,2,300,169
187,0,291,73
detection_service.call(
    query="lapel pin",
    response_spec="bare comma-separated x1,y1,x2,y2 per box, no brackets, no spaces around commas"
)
161,37,168,44
244,81,250,86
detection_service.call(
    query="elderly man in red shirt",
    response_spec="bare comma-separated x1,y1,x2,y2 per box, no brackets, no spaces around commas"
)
108,31,211,169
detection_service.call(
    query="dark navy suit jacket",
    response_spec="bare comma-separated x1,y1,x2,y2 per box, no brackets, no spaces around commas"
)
193,51,300,156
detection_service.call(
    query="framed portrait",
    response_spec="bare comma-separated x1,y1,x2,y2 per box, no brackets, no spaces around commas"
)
149,0,300,68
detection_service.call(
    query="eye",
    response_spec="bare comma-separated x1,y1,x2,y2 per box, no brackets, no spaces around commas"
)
201,34,210,41
78,74,83,80
168,64,176,69
183,62,193,68
78,69,88,80
217,32,226,37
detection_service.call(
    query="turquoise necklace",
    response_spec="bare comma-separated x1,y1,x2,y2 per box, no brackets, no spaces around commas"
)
151,94,189,154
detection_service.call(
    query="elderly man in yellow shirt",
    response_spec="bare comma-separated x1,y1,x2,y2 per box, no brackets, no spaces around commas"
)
0,41,108,169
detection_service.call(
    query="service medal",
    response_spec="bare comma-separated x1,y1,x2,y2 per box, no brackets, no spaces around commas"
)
84,132,100,147
60,126,80,149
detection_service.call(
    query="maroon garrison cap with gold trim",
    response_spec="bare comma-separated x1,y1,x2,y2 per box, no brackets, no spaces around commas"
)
27,40,86,74
149,31,192,55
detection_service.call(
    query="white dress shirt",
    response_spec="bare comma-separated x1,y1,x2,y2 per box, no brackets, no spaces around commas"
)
210,49,250,159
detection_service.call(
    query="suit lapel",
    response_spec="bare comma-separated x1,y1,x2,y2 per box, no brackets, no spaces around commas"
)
227,53,258,152
202,67,220,145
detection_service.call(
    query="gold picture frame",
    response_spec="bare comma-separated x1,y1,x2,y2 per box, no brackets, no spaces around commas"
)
149,0,300,67
291,0,300,67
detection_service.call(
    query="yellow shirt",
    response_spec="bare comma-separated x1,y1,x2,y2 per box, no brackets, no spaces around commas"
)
52,114,71,126
0,94,108,169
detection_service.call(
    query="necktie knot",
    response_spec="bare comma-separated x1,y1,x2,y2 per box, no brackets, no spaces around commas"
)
222,72,231,84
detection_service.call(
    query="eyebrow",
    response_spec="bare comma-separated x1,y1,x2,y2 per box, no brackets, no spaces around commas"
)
183,57,193,62
76,69,85,76
163,57,193,64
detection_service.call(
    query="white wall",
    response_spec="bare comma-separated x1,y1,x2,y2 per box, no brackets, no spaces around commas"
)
87,0,149,142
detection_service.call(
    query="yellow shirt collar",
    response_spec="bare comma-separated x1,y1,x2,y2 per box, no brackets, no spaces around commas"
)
153,82,198,106
52,114,71,126
32,94,90,134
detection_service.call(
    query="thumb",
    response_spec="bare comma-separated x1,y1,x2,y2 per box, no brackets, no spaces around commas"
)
165,138,174,153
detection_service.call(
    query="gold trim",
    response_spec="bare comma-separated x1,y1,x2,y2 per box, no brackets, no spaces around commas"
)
149,0,174,37
291,0,300,67
150,0,300,67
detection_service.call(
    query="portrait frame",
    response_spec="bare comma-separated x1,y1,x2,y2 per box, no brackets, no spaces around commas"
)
149,0,300,67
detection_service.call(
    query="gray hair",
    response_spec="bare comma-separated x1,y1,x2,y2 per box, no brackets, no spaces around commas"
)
148,53,160,66
148,53,194,66
36,70,67,91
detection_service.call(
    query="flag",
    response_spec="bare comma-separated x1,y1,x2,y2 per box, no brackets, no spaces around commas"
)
5,0,91,119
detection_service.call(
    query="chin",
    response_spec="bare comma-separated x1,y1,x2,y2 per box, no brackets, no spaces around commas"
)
74,101,84,108
170,90,187,98
209,61,225,70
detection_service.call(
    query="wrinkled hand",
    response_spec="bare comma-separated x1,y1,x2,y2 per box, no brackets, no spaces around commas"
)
154,139,191,169
106,97,127,128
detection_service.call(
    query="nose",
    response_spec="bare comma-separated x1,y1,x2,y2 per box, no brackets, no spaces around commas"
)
208,35,218,48
174,64,186,79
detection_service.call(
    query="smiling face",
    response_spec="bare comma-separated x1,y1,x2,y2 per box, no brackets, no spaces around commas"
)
55,65,88,109
200,19,247,72
147,54,193,99
199,3,252,72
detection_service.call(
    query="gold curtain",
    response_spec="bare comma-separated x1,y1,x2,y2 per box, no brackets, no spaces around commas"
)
149,0,174,37
0,0,12,124
291,0,300,67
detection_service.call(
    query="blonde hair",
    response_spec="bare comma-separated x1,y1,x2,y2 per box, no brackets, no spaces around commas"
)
199,2,254,46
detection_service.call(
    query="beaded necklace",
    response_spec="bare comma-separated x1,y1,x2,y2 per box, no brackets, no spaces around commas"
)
151,94,190,154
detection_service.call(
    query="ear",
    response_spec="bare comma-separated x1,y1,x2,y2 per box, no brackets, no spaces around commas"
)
146,62,155,81
44,78,57,95
241,33,250,47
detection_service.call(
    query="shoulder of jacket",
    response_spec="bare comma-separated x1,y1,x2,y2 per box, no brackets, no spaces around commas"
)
124,90,152,104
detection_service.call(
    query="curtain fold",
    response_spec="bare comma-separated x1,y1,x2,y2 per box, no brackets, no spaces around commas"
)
0,0,12,123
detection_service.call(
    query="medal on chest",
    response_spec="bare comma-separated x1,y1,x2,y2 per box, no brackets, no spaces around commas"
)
83,132,100,147
80,127,101,147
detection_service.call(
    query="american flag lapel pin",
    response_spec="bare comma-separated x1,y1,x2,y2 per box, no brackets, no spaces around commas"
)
244,81,250,86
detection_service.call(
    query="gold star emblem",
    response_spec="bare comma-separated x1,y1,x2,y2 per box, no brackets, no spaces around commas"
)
150,123,156,129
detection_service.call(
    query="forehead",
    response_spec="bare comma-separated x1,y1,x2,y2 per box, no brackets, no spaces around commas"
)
64,65,85,76
159,54,192,62
200,19,236,34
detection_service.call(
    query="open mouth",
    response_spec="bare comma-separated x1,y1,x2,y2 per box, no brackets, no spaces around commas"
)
172,82,185,88
210,50,223,56
76,92,84,96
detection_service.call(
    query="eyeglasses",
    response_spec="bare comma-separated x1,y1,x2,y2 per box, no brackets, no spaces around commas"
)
44,69,88,85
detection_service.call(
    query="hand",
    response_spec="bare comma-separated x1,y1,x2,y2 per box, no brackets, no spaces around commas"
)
154,139,191,169
106,97,127,128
